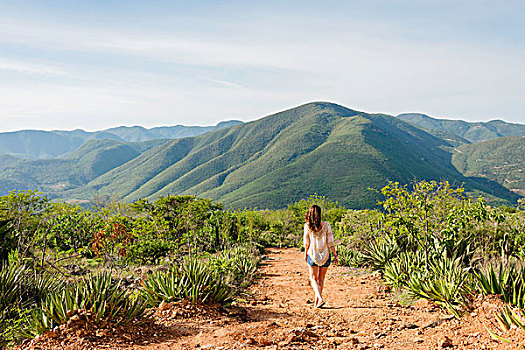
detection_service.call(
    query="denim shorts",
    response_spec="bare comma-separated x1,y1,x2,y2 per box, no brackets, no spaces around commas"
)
307,253,331,267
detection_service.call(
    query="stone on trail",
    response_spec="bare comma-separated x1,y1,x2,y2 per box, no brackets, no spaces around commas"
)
440,335,453,348
348,337,359,344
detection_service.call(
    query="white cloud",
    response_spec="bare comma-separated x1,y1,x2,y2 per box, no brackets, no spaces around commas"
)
204,78,244,89
0,8,524,129
0,58,73,77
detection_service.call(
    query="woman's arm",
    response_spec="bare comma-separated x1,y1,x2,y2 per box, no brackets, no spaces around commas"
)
326,223,339,265
303,224,310,262
330,245,339,266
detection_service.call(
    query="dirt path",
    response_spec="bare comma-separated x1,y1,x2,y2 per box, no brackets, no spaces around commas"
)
135,248,518,349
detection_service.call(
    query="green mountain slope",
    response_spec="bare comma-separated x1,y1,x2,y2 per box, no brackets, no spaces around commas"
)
452,136,525,196
67,102,519,208
0,139,165,197
0,121,243,159
396,113,525,143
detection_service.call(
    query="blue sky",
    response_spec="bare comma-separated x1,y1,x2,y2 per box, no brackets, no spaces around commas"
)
0,0,524,131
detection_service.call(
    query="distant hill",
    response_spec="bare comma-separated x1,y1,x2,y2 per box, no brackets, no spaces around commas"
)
62,102,518,208
0,120,243,159
104,120,243,142
0,139,166,197
396,113,525,143
452,136,525,196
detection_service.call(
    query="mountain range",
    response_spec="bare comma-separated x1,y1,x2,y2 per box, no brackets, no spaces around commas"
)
0,102,522,209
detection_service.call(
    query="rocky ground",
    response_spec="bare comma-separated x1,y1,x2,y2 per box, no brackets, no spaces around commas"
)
21,248,525,349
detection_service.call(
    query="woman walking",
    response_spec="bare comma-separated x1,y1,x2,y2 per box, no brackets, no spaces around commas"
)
304,205,339,308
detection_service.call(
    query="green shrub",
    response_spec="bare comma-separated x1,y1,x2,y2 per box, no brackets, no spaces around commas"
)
0,219,15,261
126,240,174,264
335,209,381,250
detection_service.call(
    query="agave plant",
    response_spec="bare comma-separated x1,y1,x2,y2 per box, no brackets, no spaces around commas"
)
362,236,400,272
0,262,64,344
471,264,525,342
383,250,425,290
0,263,29,318
25,268,63,305
336,245,363,267
231,258,258,288
0,263,30,345
207,243,261,289
482,304,525,344
142,258,233,306
29,272,148,335
405,256,472,317
474,264,525,308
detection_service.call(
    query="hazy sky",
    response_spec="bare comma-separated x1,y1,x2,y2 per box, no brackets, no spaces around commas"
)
0,0,524,131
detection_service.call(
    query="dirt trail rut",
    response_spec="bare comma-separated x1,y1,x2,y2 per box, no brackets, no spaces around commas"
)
137,248,517,349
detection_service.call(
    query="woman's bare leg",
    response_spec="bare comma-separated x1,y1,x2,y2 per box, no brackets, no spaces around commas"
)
317,266,329,297
308,265,322,307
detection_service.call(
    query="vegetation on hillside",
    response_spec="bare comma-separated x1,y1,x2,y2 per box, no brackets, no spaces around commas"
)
0,103,521,209
61,103,520,208
0,139,168,199
452,136,525,194
0,189,343,346
335,180,525,342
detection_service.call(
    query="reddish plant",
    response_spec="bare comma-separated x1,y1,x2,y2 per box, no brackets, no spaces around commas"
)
91,222,133,264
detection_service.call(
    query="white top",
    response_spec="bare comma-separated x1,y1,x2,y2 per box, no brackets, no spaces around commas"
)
304,221,335,265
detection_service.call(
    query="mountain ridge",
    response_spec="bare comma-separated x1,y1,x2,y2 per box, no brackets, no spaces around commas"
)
396,113,525,143
0,120,243,159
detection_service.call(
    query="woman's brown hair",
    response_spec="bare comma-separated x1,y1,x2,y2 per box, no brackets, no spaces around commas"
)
305,205,322,232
